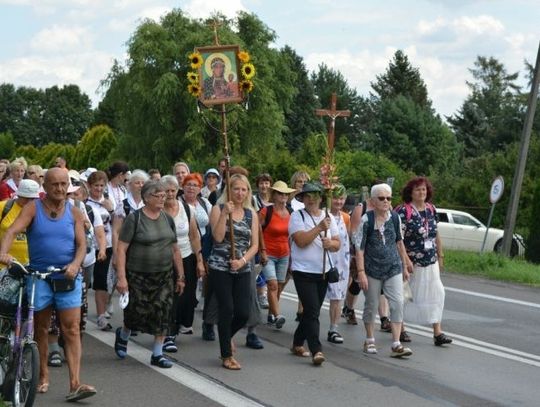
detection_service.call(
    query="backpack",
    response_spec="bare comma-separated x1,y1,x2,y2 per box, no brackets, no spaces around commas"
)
261,205,292,231
364,210,401,242
74,199,94,254
394,202,436,222
0,199,15,224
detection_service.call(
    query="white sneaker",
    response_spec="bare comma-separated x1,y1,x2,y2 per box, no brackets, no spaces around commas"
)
258,294,269,309
179,325,193,335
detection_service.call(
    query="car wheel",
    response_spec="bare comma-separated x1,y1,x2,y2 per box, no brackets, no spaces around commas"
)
494,239,519,257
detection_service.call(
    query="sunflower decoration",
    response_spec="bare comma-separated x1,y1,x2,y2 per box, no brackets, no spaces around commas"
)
241,63,256,80
188,83,201,97
239,80,254,93
188,52,203,69
187,72,199,84
238,51,250,63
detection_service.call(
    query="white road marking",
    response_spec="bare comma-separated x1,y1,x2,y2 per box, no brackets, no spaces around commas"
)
86,324,264,407
279,291,540,368
445,287,540,309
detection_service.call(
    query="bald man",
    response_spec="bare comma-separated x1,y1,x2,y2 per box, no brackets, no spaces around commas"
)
0,167,96,401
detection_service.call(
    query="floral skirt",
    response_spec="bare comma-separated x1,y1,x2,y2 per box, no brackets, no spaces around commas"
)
124,269,174,336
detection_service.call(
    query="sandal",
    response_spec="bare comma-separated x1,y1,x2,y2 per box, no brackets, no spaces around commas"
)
48,350,63,367
400,331,412,343
114,327,128,359
66,384,97,402
150,354,173,368
222,356,241,370
327,331,344,344
37,383,49,393
290,346,310,357
363,341,377,354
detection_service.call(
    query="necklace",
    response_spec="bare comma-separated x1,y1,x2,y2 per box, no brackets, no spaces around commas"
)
42,199,65,219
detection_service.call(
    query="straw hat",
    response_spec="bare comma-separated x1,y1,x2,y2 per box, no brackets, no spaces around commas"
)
270,180,296,194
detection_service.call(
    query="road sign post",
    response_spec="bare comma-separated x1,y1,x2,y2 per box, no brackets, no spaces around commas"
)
481,176,504,253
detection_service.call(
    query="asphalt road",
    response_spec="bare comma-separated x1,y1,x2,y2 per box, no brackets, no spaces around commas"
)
33,271,540,407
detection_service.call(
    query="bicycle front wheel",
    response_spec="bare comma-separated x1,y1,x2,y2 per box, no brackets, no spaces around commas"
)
11,342,39,407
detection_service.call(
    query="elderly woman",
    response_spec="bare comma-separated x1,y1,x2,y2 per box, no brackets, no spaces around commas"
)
114,180,185,368
161,175,205,352
0,156,27,200
201,168,220,199
355,183,413,358
396,177,452,346
259,180,296,329
289,182,340,366
207,174,259,370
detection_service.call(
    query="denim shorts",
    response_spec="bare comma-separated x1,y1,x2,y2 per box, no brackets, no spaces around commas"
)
262,255,289,283
27,275,83,312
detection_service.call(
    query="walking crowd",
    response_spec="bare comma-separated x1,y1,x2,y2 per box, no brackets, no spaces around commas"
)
0,155,452,402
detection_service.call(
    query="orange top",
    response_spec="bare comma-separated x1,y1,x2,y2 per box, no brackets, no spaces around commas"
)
260,206,291,258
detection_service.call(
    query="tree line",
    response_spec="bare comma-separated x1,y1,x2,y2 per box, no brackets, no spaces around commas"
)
1,10,540,261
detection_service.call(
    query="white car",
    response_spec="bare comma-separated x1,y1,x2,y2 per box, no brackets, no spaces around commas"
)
436,208,525,257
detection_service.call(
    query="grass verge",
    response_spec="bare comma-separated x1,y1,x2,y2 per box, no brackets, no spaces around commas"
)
444,250,540,287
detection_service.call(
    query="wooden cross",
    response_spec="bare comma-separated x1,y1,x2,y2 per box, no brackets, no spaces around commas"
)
315,92,351,151
208,18,222,45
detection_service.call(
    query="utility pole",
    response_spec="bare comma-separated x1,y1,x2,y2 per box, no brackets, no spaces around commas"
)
502,41,540,256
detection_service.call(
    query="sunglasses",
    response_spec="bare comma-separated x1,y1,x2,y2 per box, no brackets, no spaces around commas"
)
377,196,392,202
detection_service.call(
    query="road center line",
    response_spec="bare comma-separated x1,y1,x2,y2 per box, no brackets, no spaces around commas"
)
280,291,540,368
445,287,540,309
86,323,265,407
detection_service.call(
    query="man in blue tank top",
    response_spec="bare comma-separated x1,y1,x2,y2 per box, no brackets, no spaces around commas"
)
0,168,96,401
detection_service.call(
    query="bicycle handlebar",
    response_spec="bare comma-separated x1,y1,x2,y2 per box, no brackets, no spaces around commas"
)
9,260,66,280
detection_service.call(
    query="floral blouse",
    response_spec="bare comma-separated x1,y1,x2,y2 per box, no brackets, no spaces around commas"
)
397,204,438,267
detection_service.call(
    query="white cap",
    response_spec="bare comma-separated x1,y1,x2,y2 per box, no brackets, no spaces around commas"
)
119,292,129,309
68,169,81,182
17,179,40,198
80,167,97,182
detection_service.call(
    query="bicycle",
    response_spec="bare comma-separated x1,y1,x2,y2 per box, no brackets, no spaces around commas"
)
0,260,63,407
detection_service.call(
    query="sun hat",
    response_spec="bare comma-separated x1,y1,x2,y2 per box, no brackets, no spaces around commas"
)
204,168,221,183
80,167,97,182
68,169,80,182
17,179,40,198
296,181,323,202
270,180,296,194
67,180,80,194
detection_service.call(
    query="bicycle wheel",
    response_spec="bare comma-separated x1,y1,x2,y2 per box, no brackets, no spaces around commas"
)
11,341,39,407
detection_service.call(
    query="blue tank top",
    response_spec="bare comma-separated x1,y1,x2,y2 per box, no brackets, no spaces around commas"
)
27,200,76,273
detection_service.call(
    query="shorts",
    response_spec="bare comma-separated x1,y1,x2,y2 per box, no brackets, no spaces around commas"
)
28,275,83,312
261,255,289,283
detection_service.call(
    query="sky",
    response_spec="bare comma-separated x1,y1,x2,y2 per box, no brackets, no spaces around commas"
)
0,0,539,117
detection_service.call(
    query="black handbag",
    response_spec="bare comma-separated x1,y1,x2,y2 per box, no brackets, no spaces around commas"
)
324,252,340,283
48,278,76,293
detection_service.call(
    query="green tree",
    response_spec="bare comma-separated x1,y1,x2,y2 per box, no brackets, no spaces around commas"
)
448,56,523,157
0,132,16,159
100,10,293,172
371,50,430,108
72,125,118,170
280,46,325,151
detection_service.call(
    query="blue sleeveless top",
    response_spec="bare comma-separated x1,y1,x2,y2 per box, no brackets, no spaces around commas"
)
27,200,76,274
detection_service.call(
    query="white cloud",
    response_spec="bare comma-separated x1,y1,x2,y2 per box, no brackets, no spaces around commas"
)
183,0,246,19
453,15,504,35
30,25,92,53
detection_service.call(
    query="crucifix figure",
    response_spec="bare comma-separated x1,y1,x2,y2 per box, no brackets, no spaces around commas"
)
208,18,222,45
315,92,351,151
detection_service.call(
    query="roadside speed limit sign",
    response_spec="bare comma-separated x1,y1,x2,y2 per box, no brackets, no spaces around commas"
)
489,176,504,204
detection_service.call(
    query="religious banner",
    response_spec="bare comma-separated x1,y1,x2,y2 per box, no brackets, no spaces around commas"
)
187,45,255,106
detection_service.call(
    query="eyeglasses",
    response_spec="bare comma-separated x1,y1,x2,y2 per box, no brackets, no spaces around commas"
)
377,196,392,202
184,183,200,188
151,193,167,199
